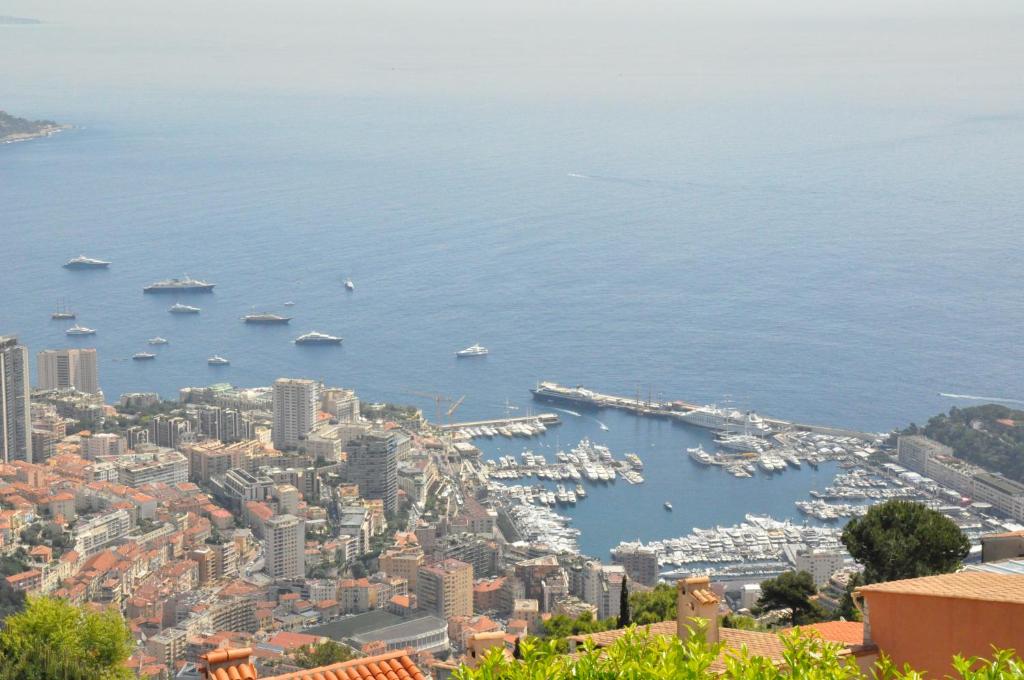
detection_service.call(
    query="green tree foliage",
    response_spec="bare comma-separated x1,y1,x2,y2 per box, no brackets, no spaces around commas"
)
617,574,631,628
841,500,970,584
0,596,133,680
0,580,26,622
0,549,29,577
452,625,1024,679
756,571,826,625
541,611,617,647
629,582,676,625
293,640,356,669
914,405,1024,482
721,613,762,630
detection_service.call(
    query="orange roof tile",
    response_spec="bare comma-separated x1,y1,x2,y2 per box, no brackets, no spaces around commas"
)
856,572,1024,604
262,650,426,680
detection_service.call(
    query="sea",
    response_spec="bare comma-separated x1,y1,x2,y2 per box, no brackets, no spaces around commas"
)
2,2,1023,557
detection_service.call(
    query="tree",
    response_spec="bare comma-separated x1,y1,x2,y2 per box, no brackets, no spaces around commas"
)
0,580,25,622
721,613,762,630
293,640,355,669
629,583,676,625
756,571,825,625
617,574,631,628
0,596,133,680
841,500,970,584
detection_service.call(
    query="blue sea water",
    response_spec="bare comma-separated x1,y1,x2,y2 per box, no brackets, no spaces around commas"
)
2,4,1024,556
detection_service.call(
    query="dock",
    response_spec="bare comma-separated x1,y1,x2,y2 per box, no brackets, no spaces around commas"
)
532,381,880,441
439,413,561,431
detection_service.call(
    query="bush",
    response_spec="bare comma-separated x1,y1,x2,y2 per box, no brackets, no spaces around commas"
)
452,625,1024,679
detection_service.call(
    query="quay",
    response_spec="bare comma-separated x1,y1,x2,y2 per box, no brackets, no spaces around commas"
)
438,413,560,431
531,381,879,441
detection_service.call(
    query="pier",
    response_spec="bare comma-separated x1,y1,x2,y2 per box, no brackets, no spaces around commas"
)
532,381,879,441
439,413,560,431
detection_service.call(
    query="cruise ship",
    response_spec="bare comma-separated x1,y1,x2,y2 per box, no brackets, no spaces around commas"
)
65,324,96,336
456,343,488,357
63,255,110,269
169,303,200,314
132,352,156,361
143,276,215,293
530,381,600,408
294,331,343,345
242,312,292,324
676,404,773,436
207,355,230,365
147,337,169,345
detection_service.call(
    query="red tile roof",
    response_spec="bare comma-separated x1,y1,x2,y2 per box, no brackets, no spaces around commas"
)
261,650,427,680
856,572,1024,604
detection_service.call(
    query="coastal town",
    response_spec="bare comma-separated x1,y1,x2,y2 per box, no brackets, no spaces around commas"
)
1,335,1024,677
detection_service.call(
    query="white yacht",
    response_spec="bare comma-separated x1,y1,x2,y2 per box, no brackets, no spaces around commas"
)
63,255,110,269
169,303,200,314
147,337,169,345
664,502,673,511
344,279,355,291
456,343,489,357
132,352,156,361
294,331,343,345
207,355,230,365
65,324,96,336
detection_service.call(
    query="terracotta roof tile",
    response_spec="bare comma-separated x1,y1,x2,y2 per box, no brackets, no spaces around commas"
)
261,650,425,680
793,621,864,646
856,572,1024,604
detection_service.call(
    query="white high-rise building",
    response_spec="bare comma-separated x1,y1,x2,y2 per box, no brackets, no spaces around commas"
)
37,348,100,395
264,513,305,579
272,378,318,450
1,336,33,463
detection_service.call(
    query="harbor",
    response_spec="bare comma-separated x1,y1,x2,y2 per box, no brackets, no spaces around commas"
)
474,393,1011,565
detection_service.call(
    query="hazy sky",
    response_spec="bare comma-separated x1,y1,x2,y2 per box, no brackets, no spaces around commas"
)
4,0,1024,108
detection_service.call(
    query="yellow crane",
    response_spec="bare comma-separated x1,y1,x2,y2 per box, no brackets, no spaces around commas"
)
446,395,466,420
403,389,459,423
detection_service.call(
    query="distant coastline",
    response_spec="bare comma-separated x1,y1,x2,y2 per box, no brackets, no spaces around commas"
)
0,110,70,145
0,15,42,25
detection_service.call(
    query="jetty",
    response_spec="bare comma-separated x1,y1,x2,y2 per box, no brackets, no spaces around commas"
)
439,413,560,431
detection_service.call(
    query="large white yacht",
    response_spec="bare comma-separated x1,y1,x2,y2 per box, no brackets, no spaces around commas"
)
456,343,488,357
295,331,343,345
65,324,96,335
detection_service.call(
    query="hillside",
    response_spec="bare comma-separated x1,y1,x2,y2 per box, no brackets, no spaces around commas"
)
908,404,1024,482
0,110,66,143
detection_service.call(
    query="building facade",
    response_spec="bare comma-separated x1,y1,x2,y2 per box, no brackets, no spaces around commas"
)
264,514,305,579
272,378,318,450
0,336,32,463
417,558,473,620
36,348,100,395
346,431,399,514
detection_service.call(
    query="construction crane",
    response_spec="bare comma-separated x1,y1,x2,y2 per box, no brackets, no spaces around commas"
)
403,389,454,423
446,395,466,420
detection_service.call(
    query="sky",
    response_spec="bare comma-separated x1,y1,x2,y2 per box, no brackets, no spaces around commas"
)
3,0,1024,107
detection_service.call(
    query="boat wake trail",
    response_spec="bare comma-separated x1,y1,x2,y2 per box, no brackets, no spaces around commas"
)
939,392,1024,405
551,407,582,417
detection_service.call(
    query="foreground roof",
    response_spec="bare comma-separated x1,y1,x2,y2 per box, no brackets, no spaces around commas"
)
567,621,801,672
262,650,427,680
856,572,1024,604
